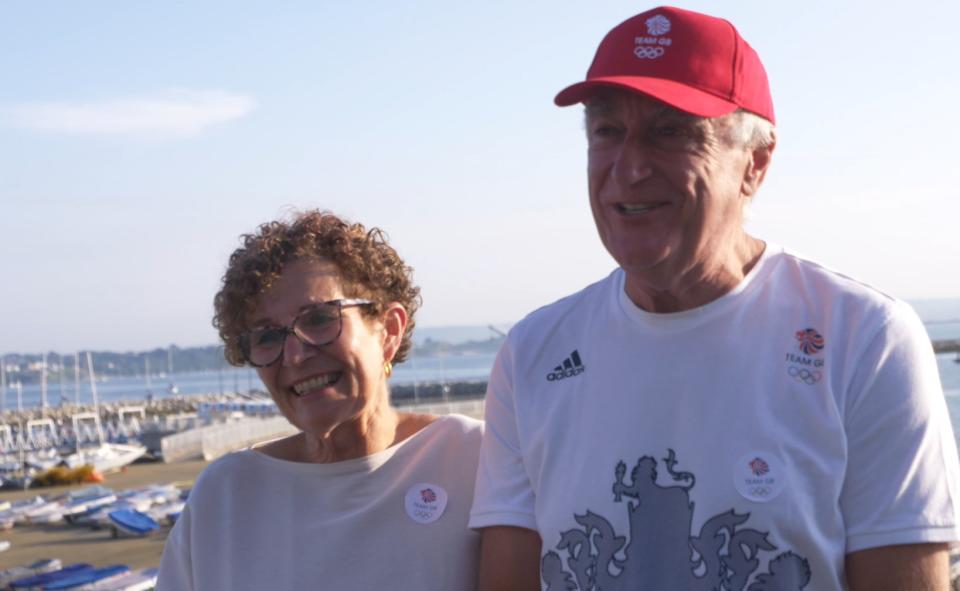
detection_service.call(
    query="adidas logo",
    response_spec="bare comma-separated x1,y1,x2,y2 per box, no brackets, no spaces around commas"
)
546,350,586,382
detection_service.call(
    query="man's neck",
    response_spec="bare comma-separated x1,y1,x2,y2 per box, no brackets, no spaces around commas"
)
623,235,766,314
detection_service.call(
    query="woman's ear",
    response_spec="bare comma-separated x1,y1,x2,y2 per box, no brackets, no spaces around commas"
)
381,302,408,362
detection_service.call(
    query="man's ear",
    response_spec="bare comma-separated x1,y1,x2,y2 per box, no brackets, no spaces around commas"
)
381,302,408,362
742,130,777,197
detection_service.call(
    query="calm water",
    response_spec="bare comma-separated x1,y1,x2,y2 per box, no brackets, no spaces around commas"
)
940,353,960,441
1,353,500,410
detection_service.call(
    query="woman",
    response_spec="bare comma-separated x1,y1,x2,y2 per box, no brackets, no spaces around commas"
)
158,210,483,590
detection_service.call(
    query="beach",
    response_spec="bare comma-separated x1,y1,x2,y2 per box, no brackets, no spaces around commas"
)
0,459,208,570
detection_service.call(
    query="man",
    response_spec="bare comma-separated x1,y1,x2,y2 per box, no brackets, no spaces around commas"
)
469,6,960,590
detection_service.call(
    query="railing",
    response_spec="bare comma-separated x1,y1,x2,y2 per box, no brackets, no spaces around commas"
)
396,398,485,420
159,397,487,463
200,417,298,461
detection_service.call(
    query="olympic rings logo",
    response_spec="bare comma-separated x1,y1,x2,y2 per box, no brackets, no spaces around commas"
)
748,486,773,497
414,509,435,520
633,46,665,59
788,365,821,385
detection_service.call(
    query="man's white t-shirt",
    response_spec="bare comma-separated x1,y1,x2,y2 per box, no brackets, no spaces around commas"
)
470,245,960,590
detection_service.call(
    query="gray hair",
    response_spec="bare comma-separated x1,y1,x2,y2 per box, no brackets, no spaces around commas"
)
723,109,776,150
580,90,775,150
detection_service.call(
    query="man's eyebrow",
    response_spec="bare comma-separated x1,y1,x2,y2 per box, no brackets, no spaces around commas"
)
584,100,615,118
584,99,704,123
651,106,701,122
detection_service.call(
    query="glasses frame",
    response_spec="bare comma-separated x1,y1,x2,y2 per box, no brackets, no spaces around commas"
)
240,298,374,367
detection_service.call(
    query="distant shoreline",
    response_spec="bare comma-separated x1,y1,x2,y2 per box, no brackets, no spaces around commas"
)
0,380,488,424
934,339,960,354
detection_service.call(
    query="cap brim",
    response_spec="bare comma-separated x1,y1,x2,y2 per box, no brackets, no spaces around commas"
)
554,77,739,118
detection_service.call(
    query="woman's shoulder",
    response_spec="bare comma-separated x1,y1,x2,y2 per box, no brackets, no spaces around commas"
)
436,413,484,438
398,411,481,437
249,432,305,461
190,449,264,495
399,413,483,456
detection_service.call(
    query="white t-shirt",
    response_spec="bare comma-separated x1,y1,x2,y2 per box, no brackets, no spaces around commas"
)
470,245,960,591
159,414,483,591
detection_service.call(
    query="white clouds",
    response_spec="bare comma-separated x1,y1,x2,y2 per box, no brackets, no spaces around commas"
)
7,89,256,139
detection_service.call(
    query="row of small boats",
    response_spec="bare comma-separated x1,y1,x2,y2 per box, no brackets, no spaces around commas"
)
0,483,185,589
0,559,158,590
1,483,185,534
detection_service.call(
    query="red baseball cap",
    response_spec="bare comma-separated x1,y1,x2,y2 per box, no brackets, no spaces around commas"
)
554,6,775,124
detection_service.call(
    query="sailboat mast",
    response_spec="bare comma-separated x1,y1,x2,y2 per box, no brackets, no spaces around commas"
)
74,351,80,405
41,351,48,412
16,381,24,486
85,351,105,444
58,354,66,403
1,355,6,413
145,355,152,393
86,352,99,403
166,345,178,395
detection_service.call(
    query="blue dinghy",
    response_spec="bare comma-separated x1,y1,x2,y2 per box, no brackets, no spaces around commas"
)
9,563,93,589
88,567,159,590
44,564,130,589
107,510,159,537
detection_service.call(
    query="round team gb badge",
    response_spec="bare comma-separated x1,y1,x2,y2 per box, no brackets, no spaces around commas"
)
404,482,449,524
733,452,786,503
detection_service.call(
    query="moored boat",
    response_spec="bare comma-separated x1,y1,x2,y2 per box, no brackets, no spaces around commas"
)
0,558,62,588
43,565,130,590
86,568,158,591
107,509,159,537
8,563,93,589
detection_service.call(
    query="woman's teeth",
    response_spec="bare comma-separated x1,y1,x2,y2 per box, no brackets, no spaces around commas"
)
292,373,342,396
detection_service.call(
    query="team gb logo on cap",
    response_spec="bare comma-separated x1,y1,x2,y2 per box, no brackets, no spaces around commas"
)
646,15,671,35
635,14,672,59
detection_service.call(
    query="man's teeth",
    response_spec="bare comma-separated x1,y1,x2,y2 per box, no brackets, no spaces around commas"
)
618,203,660,215
293,373,341,396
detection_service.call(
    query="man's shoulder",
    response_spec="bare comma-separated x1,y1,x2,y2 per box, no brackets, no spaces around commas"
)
773,248,903,315
508,269,619,340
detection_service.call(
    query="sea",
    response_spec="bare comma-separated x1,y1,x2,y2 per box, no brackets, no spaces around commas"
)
5,304,960,446
2,353,501,410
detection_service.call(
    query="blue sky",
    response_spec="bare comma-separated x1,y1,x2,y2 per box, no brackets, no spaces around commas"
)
2,0,958,353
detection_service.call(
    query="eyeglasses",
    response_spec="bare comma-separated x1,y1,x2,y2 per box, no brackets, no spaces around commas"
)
240,298,374,367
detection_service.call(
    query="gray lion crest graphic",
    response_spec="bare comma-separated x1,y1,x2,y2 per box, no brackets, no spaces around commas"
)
541,449,811,590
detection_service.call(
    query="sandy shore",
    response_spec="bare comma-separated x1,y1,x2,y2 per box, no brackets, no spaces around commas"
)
0,459,208,570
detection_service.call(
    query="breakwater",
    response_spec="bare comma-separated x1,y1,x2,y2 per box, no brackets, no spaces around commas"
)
934,339,960,354
0,393,237,425
0,381,488,427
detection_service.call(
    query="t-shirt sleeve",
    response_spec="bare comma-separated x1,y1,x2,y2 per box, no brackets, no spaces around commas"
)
840,301,960,552
469,338,539,531
156,505,194,591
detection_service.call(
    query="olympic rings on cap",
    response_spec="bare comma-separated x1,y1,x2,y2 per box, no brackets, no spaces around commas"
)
748,486,772,497
788,365,822,385
414,510,435,519
633,46,665,59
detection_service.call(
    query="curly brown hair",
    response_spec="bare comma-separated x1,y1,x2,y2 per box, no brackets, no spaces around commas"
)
213,210,421,367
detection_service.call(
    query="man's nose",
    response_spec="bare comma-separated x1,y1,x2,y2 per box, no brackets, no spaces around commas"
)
612,140,653,187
